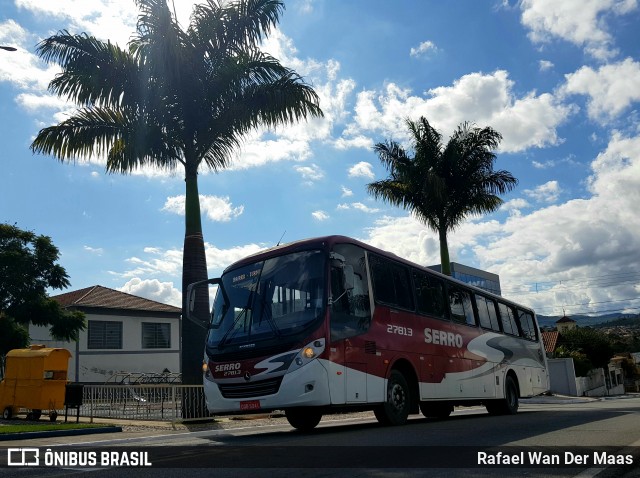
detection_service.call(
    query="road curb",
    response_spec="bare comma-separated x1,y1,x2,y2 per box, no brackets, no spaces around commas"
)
0,426,122,441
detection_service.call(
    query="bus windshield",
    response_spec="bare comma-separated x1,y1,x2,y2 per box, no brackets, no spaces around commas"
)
207,250,326,350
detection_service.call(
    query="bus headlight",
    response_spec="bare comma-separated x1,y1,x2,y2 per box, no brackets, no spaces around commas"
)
289,338,325,372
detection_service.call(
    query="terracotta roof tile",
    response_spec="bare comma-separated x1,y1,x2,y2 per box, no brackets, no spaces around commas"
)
52,285,181,314
542,330,559,353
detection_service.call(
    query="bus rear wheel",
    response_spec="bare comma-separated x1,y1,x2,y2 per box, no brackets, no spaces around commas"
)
285,408,322,431
486,375,519,415
374,370,410,426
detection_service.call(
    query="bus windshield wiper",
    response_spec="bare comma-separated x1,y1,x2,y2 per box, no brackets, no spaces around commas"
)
218,299,251,349
258,292,281,338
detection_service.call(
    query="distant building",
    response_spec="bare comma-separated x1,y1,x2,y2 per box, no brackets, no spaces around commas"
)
556,316,577,333
429,262,501,295
29,285,181,383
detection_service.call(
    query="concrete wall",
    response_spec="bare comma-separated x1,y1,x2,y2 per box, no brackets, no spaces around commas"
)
548,358,579,396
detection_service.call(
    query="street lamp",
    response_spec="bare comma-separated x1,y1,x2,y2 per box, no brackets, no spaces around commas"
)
0,46,17,51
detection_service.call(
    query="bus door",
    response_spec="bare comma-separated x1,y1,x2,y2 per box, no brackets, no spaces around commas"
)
329,245,373,404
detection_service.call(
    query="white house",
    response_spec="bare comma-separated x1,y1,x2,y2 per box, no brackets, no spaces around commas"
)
29,285,182,383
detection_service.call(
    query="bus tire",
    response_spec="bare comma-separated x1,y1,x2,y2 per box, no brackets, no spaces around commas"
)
374,370,410,426
486,375,519,415
3,407,12,420
420,401,453,419
285,408,322,431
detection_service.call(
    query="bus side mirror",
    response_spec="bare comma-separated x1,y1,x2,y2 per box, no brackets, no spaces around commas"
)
186,278,228,329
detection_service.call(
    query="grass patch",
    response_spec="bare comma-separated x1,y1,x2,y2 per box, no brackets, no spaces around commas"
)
0,423,109,434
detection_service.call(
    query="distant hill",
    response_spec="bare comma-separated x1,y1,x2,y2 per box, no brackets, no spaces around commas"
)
537,313,640,329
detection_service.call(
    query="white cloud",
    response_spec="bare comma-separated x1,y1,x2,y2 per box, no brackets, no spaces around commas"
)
340,70,574,154
162,195,244,222
0,20,60,90
14,0,140,47
295,163,324,182
312,210,329,221
204,243,266,272
348,161,375,179
341,186,354,197
295,0,315,14
334,135,374,150
83,245,104,255
539,60,554,71
524,180,561,203
410,41,438,58
562,58,640,123
532,154,580,169
119,278,182,307
500,198,531,216
520,0,638,60
115,241,265,283
341,202,381,214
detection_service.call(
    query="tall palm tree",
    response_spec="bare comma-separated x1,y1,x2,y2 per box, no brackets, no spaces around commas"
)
30,0,323,390
367,117,517,276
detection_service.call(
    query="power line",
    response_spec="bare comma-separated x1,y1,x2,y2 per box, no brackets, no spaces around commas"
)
534,297,640,312
501,271,640,294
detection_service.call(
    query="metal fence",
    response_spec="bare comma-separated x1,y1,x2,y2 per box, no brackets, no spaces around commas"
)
73,384,209,422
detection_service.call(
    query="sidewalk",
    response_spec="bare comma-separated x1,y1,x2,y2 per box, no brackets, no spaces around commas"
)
0,411,294,445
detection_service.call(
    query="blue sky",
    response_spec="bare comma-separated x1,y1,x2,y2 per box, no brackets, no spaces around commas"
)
1,0,640,318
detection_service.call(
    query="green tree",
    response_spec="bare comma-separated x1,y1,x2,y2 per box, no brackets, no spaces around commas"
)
30,0,323,387
0,223,85,374
557,328,615,373
367,117,517,275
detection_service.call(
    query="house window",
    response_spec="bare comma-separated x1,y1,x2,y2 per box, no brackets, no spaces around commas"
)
142,323,171,349
88,320,123,349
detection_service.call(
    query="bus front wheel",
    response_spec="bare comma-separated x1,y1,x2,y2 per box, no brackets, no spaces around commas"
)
285,408,322,431
374,370,410,426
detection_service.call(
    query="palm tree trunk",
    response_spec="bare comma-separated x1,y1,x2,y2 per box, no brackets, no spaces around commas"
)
438,227,452,276
181,164,209,417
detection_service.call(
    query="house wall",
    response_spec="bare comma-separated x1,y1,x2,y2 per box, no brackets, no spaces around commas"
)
29,311,180,383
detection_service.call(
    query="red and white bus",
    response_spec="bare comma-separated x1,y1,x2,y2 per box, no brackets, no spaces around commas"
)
187,235,549,430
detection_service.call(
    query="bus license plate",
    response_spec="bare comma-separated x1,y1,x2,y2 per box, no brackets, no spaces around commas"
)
240,400,261,411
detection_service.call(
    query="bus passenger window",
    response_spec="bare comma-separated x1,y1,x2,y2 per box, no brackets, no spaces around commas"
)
330,244,371,341
413,271,446,318
518,309,537,340
475,295,501,332
498,302,520,336
369,255,414,310
448,286,476,326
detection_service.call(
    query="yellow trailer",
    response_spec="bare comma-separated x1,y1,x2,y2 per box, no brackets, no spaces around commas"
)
1,345,71,421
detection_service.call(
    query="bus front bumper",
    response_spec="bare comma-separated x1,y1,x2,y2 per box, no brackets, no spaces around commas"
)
204,359,331,413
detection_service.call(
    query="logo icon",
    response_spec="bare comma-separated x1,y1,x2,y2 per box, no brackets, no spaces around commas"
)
244,371,251,381
8,448,39,466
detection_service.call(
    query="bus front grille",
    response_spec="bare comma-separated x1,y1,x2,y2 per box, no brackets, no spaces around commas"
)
218,376,284,399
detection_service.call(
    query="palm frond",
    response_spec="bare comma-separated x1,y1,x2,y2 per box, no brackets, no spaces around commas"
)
36,31,139,109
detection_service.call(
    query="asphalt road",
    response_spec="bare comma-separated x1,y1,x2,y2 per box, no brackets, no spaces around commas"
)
2,396,640,478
